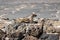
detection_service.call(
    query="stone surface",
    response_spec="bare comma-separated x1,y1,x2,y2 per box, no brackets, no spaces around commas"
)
0,14,60,40
22,35,38,40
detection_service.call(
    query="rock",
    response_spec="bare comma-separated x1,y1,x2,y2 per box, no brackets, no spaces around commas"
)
39,33,59,40
43,19,56,33
39,33,49,39
0,14,60,40
0,29,6,40
53,21,60,33
47,34,59,40
22,35,38,40
46,26,56,33
39,33,51,40
6,31,25,40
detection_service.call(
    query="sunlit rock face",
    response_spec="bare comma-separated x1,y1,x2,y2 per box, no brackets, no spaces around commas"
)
0,19,9,29
0,18,15,34
43,19,56,33
43,19,60,33
53,21,60,33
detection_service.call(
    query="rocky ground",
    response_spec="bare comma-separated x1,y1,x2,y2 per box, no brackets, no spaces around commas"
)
0,14,60,40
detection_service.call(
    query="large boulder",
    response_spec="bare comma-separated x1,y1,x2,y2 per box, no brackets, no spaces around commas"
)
43,19,56,33
39,33,59,40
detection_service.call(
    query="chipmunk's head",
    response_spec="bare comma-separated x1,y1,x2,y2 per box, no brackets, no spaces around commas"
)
32,13,37,17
